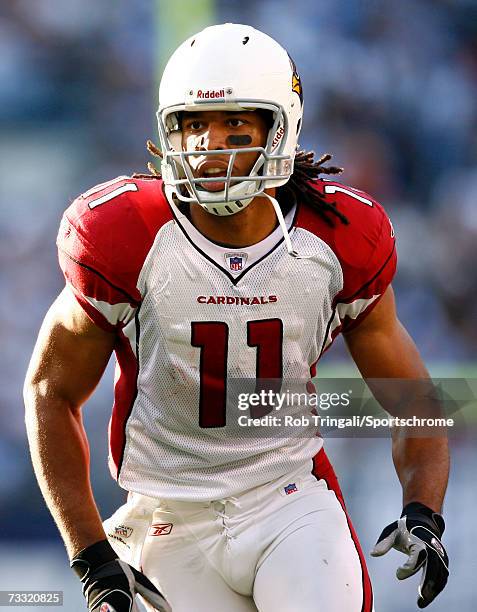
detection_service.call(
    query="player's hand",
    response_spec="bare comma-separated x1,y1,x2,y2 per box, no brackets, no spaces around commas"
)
71,539,172,612
371,502,449,608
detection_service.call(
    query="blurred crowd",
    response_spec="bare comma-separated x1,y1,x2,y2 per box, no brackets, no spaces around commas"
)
0,0,476,582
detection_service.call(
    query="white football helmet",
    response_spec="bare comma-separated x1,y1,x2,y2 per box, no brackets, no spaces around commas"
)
157,23,304,216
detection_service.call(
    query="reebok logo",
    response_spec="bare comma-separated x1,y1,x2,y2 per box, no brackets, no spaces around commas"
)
149,523,173,536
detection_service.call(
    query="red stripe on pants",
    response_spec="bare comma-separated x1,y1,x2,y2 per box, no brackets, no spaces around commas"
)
312,448,373,612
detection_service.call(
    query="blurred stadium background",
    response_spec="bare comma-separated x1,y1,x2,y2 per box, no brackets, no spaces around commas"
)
0,0,476,610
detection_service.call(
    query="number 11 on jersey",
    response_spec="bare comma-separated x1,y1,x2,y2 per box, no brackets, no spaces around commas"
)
191,319,283,428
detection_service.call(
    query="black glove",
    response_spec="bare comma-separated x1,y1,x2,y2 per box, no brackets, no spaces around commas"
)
371,502,449,608
71,539,172,612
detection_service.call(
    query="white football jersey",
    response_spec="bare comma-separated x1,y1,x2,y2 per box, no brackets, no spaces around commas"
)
57,176,396,500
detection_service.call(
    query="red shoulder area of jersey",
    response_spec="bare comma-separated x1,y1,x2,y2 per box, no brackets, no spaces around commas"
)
57,177,173,305
296,179,397,303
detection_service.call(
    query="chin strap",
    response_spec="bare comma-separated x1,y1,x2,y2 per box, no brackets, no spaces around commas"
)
260,192,316,260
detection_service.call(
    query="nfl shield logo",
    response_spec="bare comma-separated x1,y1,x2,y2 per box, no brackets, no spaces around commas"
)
114,524,133,538
225,252,248,272
284,483,298,495
230,256,243,271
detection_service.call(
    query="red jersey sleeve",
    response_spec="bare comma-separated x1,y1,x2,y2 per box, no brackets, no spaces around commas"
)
296,180,397,351
56,176,172,331
332,189,396,333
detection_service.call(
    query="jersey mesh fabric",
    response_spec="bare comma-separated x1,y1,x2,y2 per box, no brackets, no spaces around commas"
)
118,222,342,500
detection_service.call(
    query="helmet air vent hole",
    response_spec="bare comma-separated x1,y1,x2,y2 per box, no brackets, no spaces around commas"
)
236,201,243,208
191,39,195,46
225,205,234,214
213,207,219,215
242,36,249,45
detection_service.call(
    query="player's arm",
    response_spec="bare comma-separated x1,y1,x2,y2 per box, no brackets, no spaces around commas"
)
343,285,449,511
344,285,449,608
24,286,116,558
25,287,172,612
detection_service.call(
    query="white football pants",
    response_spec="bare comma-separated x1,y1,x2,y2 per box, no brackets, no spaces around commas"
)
103,449,373,612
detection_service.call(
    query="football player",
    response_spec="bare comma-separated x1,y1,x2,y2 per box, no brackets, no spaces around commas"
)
24,24,449,611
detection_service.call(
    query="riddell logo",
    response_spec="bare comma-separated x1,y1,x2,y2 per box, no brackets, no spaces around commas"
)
272,126,285,148
149,523,173,536
197,89,225,99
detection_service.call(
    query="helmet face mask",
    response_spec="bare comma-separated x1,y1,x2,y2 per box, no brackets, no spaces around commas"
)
157,101,291,215
157,23,303,216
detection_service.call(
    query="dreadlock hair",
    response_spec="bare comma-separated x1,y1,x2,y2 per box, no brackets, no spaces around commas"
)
134,141,349,227
276,150,348,226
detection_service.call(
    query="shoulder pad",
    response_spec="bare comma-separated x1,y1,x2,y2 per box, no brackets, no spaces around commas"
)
57,177,173,303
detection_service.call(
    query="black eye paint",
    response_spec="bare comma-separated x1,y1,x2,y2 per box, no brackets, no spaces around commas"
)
227,135,252,146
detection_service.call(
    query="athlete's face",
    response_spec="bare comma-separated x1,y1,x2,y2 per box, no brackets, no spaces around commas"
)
181,110,269,192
